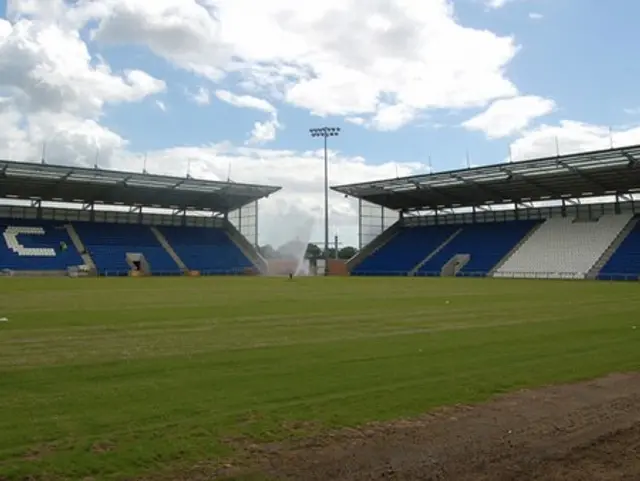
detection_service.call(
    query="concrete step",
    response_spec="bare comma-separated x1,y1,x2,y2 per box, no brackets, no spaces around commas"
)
409,228,462,276
586,217,639,279
150,226,188,272
65,223,96,271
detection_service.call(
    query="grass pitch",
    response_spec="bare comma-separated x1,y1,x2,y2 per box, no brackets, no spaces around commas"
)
0,276,638,480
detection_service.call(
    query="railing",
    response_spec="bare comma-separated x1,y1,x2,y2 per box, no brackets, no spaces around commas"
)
491,271,586,279
350,270,412,277
494,271,638,281
596,273,640,281
351,270,639,280
98,268,249,277
2,268,638,281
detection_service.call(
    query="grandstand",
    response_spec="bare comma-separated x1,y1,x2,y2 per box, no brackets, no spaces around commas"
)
333,144,640,281
0,160,280,276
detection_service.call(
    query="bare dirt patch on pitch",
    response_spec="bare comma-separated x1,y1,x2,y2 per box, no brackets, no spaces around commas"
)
230,373,640,480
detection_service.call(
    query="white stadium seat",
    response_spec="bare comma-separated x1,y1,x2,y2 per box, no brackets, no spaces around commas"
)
3,226,56,257
494,214,633,279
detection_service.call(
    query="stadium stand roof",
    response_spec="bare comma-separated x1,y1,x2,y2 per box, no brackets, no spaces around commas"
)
0,160,281,212
332,145,640,211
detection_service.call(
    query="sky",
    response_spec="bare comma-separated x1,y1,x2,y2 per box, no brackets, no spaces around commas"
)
1,0,640,248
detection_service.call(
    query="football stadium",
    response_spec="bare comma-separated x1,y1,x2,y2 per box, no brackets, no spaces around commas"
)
1,145,640,480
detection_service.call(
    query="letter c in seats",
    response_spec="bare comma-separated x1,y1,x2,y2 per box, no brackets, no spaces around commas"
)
3,226,56,256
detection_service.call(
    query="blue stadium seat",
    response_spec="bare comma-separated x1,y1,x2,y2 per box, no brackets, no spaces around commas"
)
597,218,640,281
416,220,540,276
158,226,253,274
0,219,83,270
73,223,180,276
352,225,459,276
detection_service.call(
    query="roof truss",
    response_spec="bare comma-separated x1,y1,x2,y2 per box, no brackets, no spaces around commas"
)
332,144,640,211
0,160,281,212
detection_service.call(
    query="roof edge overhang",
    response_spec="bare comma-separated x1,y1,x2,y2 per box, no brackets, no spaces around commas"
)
331,144,640,210
0,159,282,211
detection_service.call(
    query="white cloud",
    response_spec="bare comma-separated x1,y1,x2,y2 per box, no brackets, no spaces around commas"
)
0,19,165,116
485,0,515,8
0,106,126,167
155,100,166,111
345,117,366,126
54,0,521,131
370,103,417,131
215,89,276,113
509,120,640,161
247,116,280,145
214,90,281,143
6,0,68,21
528,12,543,20
0,13,150,169
463,95,555,138
188,86,210,105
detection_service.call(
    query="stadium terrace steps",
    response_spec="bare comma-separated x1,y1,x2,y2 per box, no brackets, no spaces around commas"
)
494,214,633,279
224,221,267,274
409,228,462,276
0,219,83,271
64,223,96,271
73,222,182,276
597,216,640,281
150,226,188,272
158,225,253,274
351,225,459,276
587,217,638,279
347,221,401,272
415,220,540,277
488,221,543,276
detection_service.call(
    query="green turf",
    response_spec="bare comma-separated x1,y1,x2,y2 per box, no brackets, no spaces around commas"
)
0,276,638,480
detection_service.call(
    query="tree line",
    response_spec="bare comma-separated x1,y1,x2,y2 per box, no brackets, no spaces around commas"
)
257,243,358,260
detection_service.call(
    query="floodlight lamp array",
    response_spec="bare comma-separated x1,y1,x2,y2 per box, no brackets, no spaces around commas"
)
309,127,341,137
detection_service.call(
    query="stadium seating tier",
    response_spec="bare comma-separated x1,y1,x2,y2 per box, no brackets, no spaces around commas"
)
495,215,633,279
416,220,540,276
3,214,639,280
598,217,640,280
1,219,256,275
0,219,83,271
352,225,459,276
158,225,253,274
73,222,181,275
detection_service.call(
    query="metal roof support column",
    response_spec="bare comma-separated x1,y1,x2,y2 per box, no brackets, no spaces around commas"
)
615,194,621,214
253,200,259,247
472,205,477,223
31,199,42,219
358,198,363,249
81,202,94,222
561,199,567,218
